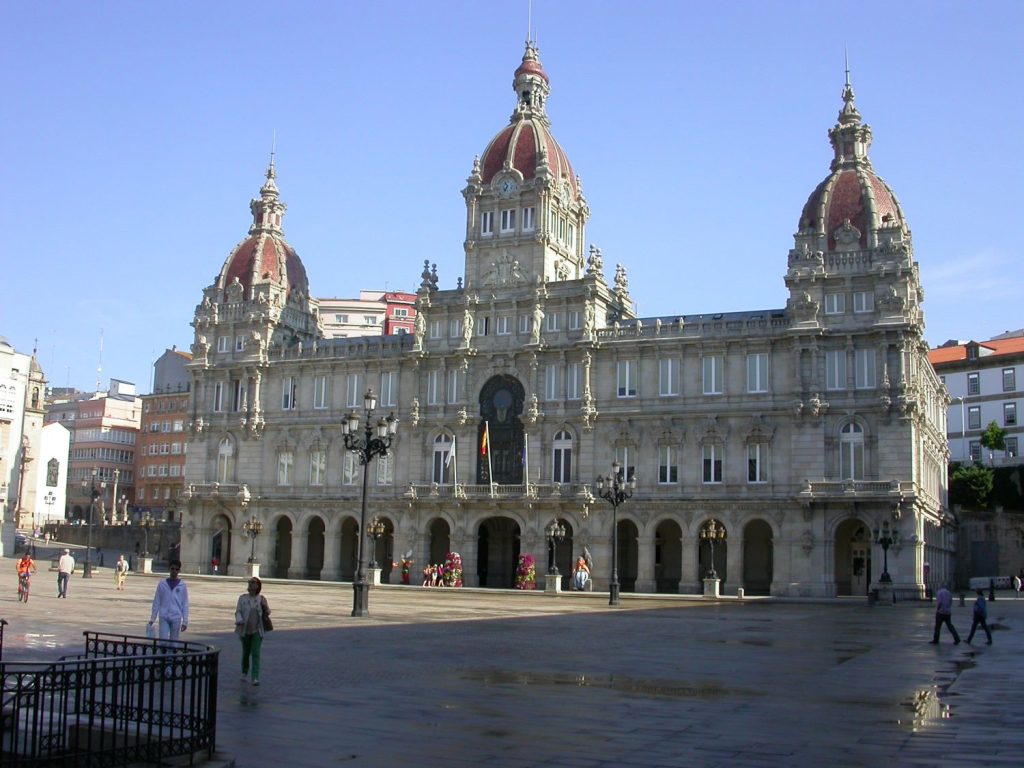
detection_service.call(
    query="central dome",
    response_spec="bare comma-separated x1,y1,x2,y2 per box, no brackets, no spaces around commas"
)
478,43,579,199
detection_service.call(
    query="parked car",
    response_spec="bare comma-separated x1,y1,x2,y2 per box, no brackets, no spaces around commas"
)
968,576,1012,590
15,532,28,548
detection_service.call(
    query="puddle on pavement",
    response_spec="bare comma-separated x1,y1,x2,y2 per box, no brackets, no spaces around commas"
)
462,669,756,700
896,654,975,731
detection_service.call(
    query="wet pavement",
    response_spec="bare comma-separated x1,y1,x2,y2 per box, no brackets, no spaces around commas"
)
1,557,1022,767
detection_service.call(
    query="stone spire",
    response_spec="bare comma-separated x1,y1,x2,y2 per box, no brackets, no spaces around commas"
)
249,153,286,235
828,64,873,172
511,41,551,126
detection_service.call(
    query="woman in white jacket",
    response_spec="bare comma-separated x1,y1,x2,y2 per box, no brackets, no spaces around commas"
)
148,560,189,641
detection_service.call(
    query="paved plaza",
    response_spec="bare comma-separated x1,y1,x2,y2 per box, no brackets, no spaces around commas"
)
1,556,1022,767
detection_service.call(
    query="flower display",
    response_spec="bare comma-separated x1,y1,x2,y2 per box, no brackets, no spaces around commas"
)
442,551,463,587
399,557,414,584
514,553,537,590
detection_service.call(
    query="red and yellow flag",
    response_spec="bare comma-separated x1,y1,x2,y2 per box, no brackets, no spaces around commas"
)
480,422,490,457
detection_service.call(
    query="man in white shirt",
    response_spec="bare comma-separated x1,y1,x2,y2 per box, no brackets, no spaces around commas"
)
57,548,75,598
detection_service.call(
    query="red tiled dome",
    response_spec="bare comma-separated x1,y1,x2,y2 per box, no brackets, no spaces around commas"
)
223,234,309,299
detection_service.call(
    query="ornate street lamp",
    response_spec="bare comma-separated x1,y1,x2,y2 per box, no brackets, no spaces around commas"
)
367,517,386,569
80,468,105,578
243,516,264,563
545,518,566,575
138,512,156,557
595,460,634,606
342,389,398,617
873,520,899,584
43,491,56,526
699,520,727,579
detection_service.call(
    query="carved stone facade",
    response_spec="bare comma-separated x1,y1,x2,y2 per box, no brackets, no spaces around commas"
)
181,46,951,597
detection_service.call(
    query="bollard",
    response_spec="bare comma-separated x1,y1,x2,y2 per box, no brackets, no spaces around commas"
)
959,592,966,607
736,587,744,599
989,579,996,602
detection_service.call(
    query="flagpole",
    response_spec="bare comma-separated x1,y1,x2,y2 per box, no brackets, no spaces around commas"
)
524,433,530,493
452,435,458,488
486,421,494,498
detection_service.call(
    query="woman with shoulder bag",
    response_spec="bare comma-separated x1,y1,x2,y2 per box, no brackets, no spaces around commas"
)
235,577,271,685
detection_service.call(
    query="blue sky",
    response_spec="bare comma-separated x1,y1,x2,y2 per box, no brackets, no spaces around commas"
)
4,1,1021,393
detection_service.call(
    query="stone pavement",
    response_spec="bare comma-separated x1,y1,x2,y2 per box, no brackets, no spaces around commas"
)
1,557,1022,767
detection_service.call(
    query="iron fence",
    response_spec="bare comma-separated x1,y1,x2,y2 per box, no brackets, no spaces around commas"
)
1,631,219,767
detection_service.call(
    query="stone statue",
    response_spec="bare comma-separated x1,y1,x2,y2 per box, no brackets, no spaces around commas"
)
532,304,544,344
414,312,426,349
462,309,474,346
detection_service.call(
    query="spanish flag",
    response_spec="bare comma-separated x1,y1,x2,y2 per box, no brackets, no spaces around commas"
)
480,421,490,457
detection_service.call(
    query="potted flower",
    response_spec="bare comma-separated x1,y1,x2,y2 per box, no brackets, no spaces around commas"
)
515,553,537,590
442,552,463,587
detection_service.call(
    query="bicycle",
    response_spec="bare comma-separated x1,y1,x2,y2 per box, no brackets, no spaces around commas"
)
18,572,31,603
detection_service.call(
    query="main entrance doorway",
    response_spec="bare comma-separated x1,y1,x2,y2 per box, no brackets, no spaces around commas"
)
835,519,871,596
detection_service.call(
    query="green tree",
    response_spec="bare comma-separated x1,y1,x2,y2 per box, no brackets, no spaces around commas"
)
980,421,1007,465
948,462,994,508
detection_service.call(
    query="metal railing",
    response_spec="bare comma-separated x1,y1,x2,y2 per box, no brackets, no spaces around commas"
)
1,631,219,767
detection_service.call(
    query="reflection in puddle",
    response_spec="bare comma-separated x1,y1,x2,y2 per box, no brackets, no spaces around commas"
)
897,688,950,731
462,669,756,700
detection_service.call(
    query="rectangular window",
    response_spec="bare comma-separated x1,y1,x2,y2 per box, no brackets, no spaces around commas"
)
1005,402,1017,426
967,372,980,396
702,444,723,484
824,293,846,315
747,443,768,483
379,371,396,407
335,314,349,324
309,450,326,486
522,206,535,231
376,455,394,485
617,361,637,398
427,370,441,405
232,380,245,412
658,445,678,484
825,350,846,390
282,376,296,410
855,349,876,389
213,382,224,412
277,451,293,486
346,374,362,409
429,319,443,339
480,210,494,236
613,446,636,483
703,355,724,395
968,406,981,430
496,316,511,335
545,312,560,332
500,208,516,233
746,353,769,393
313,375,328,409
449,318,463,339
969,441,982,462
173,419,183,432
446,369,460,404
217,336,229,353
171,443,181,455
235,335,245,352
342,452,359,486
518,314,530,334
568,310,581,331
544,365,559,401
659,358,680,396
1004,368,1017,392
1006,437,1018,458
853,291,874,313
566,363,581,401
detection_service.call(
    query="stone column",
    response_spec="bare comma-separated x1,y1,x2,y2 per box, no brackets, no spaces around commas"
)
288,531,309,580
680,536,700,594
726,536,742,596
635,534,656,593
321,529,342,582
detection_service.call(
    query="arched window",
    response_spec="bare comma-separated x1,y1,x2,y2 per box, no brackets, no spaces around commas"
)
840,422,865,480
217,437,235,483
552,430,572,483
432,432,454,485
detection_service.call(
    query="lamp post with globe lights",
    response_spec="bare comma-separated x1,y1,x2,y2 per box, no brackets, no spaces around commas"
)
595,461,633,606
80,469,106,578
342,389,398,617
138,512,156,557
243,516,264,564
545,518,566,576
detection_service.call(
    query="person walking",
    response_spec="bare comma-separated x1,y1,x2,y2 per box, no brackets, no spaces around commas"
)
966,589,993,645
1013,574,1021,599
57,548,75,598
114,555,129,591
148,560,189,641
930,584,961,644
234,577,271,686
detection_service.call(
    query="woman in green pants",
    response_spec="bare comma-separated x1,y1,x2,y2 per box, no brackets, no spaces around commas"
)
234,577,271,685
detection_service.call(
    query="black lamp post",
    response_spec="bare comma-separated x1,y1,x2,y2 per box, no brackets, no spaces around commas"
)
873,520,899,584
342,389,398,617
43,491,56,527
367,517,386,569
243,516,264,564
545,518,566,575
138,512,156,557
700,520,727,579
80,469,105,578
595,460,633,606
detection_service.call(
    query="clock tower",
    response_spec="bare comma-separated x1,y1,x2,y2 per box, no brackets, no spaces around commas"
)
462,42,590,292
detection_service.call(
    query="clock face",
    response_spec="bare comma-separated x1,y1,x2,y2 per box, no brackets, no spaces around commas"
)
498,178,518,196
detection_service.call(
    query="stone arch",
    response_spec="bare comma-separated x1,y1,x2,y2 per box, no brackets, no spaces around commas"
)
339,516,359,581
477,515,521,588
210,513,232,574
371,516,395,583
835,517,872,596
654,518,683,593
428,517,451,566
477,375,526,485
618,518,639,592
742,518,774,595
306,515,326,580
272,516,293,579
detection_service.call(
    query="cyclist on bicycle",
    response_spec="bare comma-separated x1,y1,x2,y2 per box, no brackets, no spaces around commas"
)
17,551,37,602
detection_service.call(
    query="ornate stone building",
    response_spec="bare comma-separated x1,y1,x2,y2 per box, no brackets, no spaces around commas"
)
181,44,951,597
